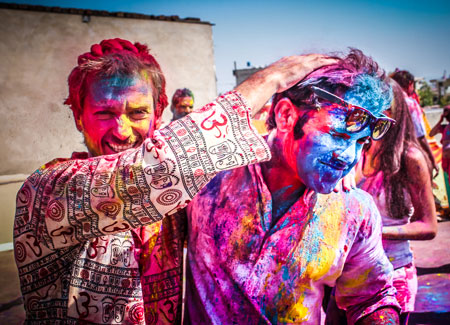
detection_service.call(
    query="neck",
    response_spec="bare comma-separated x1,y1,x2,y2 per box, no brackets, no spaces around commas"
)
261,133,306,225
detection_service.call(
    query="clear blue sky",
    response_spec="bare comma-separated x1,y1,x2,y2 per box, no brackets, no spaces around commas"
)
13,0,450,93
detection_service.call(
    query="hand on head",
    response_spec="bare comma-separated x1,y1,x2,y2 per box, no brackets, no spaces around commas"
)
236,54,338,117
269,54,339,93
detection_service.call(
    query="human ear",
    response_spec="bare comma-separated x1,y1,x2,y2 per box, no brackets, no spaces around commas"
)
273,98,299,133
74,113,83,132
153,118,161,132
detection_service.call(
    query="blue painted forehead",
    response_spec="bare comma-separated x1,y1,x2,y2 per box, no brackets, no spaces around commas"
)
344,74,393,115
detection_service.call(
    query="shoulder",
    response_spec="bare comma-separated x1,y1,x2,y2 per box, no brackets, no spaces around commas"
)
443,124,450,137
315,189,381,241
405,146,429,173
406,145,426,163
404,95,420,108
404,95,414,107
316,188,379,221
405,146,430,183
188,165,257,215
198,166,252,197
38,152,86,171
317,188,376,206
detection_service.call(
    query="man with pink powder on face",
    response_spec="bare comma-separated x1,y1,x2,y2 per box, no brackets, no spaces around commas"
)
13,38,335,323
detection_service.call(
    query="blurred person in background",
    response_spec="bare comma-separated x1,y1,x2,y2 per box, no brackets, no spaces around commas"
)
430,105,450,202
327,79,437,325
170,87,194,121
391,70,438,175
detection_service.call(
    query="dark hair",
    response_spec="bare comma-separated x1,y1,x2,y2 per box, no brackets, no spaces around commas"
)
443,106,450,122
170,88,194,114
390,69,415,93
65,38,168,122
267,49,391,139
171,88,194,107
370,79,432,219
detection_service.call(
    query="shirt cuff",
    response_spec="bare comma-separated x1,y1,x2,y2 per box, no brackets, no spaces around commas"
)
346,287,401,324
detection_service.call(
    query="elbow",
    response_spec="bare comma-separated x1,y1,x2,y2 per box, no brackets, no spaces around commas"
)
429,225,438,240
423,230,437,240
423,224,438,240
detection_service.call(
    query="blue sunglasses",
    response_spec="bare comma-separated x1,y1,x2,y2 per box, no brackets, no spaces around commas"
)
311,86,396,140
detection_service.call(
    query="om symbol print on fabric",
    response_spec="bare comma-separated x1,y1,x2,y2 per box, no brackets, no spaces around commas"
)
144,159,179,190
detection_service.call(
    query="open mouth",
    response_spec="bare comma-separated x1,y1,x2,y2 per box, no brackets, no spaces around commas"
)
106,141,138,153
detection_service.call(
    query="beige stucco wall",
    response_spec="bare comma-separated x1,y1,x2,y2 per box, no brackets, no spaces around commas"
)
0,8,216,245
0,179,25,246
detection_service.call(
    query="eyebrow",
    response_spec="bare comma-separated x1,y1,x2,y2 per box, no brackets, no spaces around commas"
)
126,105,152,112
91,103,115,111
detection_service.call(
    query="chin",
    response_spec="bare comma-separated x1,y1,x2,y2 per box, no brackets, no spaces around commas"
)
309,180,339,194
316,186,335,194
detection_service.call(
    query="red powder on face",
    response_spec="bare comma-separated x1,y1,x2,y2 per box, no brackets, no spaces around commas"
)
316,124,332,134
331,131,351,140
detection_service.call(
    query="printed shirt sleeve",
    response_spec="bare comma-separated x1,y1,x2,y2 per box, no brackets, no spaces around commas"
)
14,91,271,250
334,194,401,324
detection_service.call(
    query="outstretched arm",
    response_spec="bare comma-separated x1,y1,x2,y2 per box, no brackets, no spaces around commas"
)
382,146,437,240
14,92,269,250
429,114,444,137
15,54,337,251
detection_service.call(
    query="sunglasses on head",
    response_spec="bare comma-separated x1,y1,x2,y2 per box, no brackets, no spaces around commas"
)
311,86,395,141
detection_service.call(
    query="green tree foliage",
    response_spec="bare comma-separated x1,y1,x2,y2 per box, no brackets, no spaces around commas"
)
418,81,434,106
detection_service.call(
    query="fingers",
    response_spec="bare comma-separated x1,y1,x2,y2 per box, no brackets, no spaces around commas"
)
333,178,355,193
342,177,356,192
274,54,339,93
236,53,338,117
333,182,341,193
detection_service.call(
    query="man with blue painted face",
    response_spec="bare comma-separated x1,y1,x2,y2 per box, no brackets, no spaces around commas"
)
183,49,401,324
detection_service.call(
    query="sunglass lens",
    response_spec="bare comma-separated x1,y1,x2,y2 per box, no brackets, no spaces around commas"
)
346,109,371,132
372,119,392,140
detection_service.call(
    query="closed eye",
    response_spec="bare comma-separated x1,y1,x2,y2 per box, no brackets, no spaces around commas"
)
129,109,150,120
94,111,115,119
357,136,371,145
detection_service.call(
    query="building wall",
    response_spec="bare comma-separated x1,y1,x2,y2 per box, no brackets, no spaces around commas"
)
0,8,216,245
233,67,263,86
